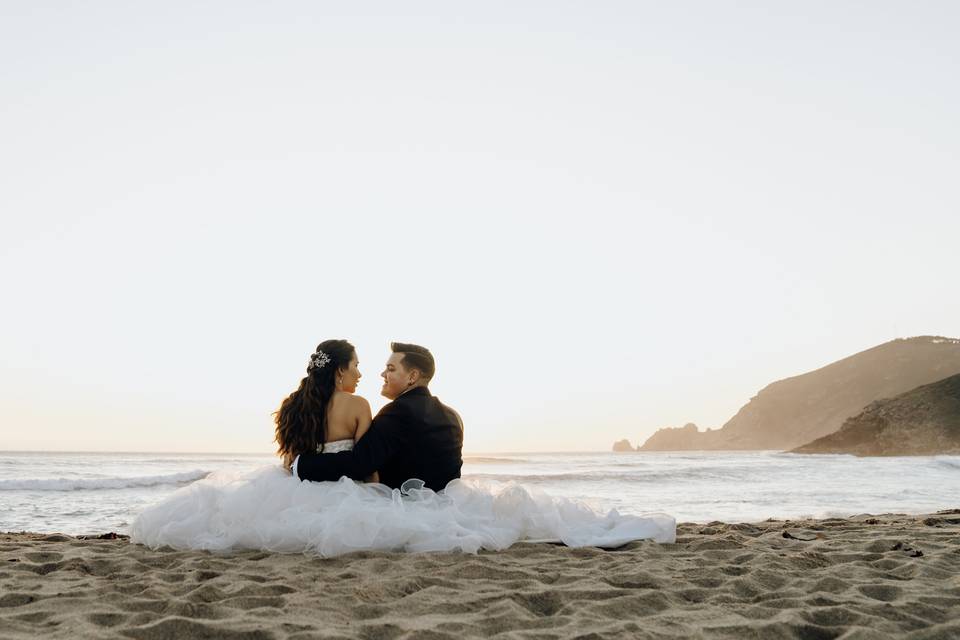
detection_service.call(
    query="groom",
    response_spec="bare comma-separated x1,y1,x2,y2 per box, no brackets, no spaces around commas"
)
293,342,464,491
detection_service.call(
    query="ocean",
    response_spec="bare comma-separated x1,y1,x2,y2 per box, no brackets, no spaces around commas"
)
1,451,958,535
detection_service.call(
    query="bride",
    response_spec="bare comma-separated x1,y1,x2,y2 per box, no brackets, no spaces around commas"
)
130,340,676,556
274,339,376,482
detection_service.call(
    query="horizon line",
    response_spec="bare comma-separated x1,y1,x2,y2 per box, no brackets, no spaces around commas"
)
0,449,614,456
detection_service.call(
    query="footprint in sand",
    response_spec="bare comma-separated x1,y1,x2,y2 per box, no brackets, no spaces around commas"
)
510,590,565,617
858,584,903,602
86,612,128,628
121,617,273,640
194,570,221,582
230,583,296,598
0,593,38,608
13,610,54,623
24,551,63,563
14,561,62,576
801,606,866,627
237,573,269,583
809,576,851,593
602,571,664,589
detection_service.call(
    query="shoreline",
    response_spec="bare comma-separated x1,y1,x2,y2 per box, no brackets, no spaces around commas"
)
2,511,959,639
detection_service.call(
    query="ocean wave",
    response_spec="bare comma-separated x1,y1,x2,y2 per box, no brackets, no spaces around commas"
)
462,457,528,464
464,468,756,483
0,470,210,491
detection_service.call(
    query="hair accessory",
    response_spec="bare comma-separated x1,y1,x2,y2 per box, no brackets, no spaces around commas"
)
308,350,331,372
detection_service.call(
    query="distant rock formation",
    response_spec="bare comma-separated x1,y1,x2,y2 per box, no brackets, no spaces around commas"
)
638,336,960,452
638,424,701,451
612,439,636,452
791,373,960,456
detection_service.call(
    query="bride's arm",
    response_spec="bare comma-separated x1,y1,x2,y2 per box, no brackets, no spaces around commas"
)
296,405,408,482
353,396,373,441
353,397,378,483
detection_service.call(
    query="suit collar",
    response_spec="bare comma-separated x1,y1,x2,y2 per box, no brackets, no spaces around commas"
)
397,386,431,400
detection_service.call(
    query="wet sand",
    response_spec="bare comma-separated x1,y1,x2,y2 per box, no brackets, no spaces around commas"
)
2,510,959,639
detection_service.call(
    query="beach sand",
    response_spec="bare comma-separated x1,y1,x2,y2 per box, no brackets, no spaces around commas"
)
2,511,958,639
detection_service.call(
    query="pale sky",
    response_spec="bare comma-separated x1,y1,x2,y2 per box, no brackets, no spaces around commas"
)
1,1,958,453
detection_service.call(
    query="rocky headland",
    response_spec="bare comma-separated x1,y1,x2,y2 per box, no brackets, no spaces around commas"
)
791,373,960,456
635,336,960,452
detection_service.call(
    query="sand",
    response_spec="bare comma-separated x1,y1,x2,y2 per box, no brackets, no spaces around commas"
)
2,511,959,639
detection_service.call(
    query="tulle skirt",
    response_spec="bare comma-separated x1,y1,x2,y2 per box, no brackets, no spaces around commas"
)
129,466,675,556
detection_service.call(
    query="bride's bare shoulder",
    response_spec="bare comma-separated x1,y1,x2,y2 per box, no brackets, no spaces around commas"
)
349,394,372,415
330,392,370,414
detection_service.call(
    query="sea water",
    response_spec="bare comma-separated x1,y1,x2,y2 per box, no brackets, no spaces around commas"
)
1,451,958,534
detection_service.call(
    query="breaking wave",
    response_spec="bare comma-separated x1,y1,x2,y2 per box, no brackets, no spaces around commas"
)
0,470,209,491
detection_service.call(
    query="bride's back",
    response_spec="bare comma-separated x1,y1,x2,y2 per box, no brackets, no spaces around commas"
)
324,391,370,444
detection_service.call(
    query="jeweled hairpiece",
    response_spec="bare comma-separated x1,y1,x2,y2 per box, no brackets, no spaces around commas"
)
308,350,331,372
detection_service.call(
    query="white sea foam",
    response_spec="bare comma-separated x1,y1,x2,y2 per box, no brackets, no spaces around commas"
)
0,470,209,491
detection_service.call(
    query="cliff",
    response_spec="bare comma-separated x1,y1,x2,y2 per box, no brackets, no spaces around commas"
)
791,373,960,456
638,336,960,451
638,424,703,451
612,439,636,452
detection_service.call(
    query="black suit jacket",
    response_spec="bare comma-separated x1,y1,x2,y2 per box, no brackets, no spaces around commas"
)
296,387,464,491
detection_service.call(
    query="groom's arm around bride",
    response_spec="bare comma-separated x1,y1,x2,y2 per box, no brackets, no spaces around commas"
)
295,343,464,492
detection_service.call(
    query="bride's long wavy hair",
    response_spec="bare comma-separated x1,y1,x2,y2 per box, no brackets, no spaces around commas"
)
274,339,355,459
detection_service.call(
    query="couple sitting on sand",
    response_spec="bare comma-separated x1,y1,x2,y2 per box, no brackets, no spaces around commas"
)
130,340,675,556
274,339,464,492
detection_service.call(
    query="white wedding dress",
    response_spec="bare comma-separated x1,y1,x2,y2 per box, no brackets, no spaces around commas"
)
130,440,675,556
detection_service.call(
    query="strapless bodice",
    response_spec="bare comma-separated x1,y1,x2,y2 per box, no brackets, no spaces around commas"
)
318,439,354,454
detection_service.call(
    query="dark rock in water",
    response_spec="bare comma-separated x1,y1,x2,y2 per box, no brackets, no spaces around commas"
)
638,336,960,451
612,439,636,452
791,373,960,456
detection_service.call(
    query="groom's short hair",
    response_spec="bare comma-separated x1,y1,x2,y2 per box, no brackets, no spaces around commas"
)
391,342,435,382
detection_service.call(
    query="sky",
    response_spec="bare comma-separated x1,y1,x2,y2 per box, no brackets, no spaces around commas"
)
1,1,958,453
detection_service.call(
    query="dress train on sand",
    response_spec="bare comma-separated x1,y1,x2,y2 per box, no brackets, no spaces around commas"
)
130,455,675,557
